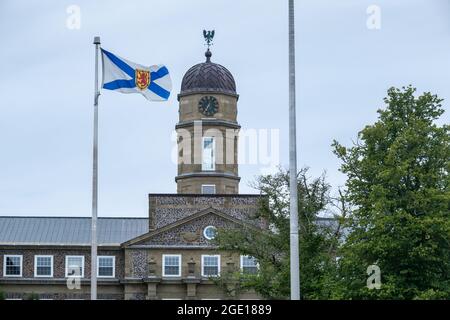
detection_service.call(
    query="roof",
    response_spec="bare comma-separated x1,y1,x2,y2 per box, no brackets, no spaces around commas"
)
179,50,237,97
0,216,148,246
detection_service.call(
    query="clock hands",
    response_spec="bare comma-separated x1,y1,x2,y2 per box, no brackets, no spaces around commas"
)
199,97,217,116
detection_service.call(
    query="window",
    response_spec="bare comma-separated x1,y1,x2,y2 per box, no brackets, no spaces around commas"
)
3,255,22,277
202,137,215,171
203,226,217,240
162,254,181,277
241,255,259,275
97,256,115,278
34,255,53,277
201,185,216,194
65,256,84,278
202,255,220,277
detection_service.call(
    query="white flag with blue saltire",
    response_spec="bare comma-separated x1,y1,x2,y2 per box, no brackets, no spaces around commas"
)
101,48,172,101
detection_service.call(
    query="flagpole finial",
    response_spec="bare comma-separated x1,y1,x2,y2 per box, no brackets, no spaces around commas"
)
93,36,101,45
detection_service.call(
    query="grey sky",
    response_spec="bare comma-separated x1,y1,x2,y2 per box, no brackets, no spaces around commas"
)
0,0,449,217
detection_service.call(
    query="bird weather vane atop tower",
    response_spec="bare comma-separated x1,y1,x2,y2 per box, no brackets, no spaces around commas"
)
203,30,215,48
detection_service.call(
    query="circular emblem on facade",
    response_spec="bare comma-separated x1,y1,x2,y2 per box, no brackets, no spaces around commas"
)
203,225,217,240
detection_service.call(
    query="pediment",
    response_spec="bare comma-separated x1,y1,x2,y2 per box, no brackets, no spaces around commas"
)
122,207,255,247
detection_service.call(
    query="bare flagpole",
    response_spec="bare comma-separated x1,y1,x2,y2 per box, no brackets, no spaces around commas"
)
288,0,300,300
91,36,101,300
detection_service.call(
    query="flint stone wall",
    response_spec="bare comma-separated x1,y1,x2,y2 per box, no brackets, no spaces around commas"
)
148,194,265,230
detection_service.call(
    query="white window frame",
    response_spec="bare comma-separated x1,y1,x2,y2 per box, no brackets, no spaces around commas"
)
202,137,215,171
162,254,182,277
97,256,115,278
34,255,54,278
65,255,85,278
203,225,217,240
3,255,23,277
201,254,221,277
240,255,259,274
201,184,216,194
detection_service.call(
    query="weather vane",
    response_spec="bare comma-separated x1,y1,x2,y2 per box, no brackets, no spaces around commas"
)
203,30,215,49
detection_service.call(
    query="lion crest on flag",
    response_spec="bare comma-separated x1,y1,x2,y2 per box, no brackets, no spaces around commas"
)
135,69,150,90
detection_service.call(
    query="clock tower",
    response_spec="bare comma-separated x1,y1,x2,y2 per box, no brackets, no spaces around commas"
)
175,34,240,194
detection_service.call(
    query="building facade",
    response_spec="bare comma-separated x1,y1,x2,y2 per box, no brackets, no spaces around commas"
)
0,46,265,300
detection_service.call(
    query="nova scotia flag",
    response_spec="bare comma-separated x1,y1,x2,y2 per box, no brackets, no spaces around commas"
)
101,48,172,101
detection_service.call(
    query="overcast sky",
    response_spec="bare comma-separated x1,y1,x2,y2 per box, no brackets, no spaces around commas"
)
0,0,449,217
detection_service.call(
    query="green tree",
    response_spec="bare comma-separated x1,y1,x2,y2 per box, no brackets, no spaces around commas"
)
333,86,450,299
214,168,343,299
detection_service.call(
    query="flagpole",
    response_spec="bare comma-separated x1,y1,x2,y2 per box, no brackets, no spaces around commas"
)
91,36,101,300
288,0,300,300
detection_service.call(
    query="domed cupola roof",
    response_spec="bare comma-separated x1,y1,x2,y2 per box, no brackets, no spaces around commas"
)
179,49,237,99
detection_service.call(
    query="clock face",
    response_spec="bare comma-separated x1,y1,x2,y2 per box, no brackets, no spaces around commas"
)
198,96,219,116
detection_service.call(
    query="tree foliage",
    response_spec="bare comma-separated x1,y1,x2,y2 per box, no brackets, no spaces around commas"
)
214,168,343,299
332,86,450,299
215,86,449,300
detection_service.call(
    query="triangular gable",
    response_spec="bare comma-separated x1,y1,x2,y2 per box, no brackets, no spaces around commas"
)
121,207,258,247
